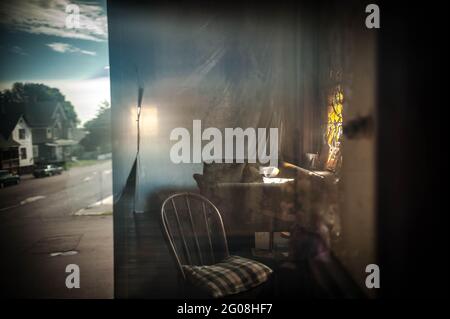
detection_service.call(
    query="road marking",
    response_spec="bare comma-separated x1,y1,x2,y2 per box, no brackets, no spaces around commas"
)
20,195,46,205
50,250,79,257
0,204,20,212
0,195,46,212
103,170,112,175
83,176,92,182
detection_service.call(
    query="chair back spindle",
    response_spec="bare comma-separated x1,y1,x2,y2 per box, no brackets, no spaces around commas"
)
161,192,230,279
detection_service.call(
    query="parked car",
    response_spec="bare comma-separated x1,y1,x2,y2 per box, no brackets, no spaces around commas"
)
0,170,20,188
33,164,63,178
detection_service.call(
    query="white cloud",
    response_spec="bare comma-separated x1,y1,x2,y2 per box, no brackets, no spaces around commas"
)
47,42,96,56
10,46,28,56
0,0,107,42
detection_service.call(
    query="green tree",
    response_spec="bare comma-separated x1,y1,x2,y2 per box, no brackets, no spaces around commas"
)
0,82,79,124
80,101,111,153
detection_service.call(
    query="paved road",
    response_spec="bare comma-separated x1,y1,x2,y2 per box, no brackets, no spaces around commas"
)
0,160,113,298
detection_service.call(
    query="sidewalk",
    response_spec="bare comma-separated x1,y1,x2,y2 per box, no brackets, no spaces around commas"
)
75,195,113,216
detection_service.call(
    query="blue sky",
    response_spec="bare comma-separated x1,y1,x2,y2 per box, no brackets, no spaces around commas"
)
0,0,109,125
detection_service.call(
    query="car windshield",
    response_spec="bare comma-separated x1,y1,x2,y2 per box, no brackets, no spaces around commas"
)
0,171,8,177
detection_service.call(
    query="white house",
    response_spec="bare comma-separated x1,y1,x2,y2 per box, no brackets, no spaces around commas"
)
0,113,34,174
12,115,34,171
23,101,77,164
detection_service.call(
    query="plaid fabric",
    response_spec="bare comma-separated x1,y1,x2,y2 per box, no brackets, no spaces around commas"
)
182,255,273,298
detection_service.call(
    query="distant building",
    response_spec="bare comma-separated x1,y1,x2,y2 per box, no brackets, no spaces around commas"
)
0,113,34,174
72,127,87,143
23,101,77,164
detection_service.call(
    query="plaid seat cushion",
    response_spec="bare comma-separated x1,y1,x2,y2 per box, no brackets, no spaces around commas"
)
182,255,273,298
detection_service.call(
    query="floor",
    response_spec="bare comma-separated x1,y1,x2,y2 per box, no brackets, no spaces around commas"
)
113,188,364,299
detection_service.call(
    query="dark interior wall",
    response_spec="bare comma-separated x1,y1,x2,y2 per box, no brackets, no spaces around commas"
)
376,1,449,298
322,2,378,295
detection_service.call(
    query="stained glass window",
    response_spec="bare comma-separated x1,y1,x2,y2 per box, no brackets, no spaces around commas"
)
326,85,343,170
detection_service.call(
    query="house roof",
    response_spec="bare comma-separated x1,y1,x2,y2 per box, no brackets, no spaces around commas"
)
22,101,65,127
71,128,87,142
1,100,71,141
0,111,23,140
